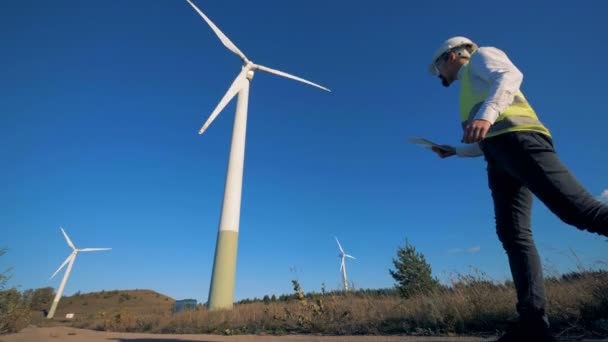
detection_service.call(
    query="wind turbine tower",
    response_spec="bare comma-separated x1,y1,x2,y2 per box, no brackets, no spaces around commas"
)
185,0,330,310
335,237,355,291
47,227,111,319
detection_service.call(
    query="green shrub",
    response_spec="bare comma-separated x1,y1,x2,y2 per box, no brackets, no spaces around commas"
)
0,249,32,334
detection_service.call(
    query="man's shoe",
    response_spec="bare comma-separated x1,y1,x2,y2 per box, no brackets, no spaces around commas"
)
496,320,556,342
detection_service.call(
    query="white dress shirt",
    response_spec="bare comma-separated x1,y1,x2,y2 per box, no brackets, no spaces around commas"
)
454,46,525,158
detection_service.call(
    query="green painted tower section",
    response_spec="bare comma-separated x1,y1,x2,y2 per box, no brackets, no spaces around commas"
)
207,230,239,310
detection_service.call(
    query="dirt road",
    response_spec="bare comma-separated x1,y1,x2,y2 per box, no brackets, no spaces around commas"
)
0,326,493,342
3,326,607,342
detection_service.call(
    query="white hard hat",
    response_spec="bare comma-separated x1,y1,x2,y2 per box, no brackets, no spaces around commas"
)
428,36,478,76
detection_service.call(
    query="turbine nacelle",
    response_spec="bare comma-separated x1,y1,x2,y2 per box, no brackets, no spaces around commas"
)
50,228,111,280
47,227,111,319
335,237,355,269
186,0,330,136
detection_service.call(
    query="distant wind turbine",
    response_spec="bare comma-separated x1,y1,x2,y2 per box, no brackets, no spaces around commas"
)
185,0,330,310
335,237,355,291
47,227,111,319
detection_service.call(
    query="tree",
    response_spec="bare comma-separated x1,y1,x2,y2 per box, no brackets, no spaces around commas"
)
291,279,304,301
389,238,439,299
0,249,13,288
0,249,31,334
29,287,55,311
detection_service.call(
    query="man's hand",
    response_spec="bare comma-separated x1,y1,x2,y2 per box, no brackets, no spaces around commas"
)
462,119,491,143
431,145,456,159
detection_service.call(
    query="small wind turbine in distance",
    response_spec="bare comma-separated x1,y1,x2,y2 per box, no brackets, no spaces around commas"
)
184,0,330,310
47,227,111,319
335,237,355,291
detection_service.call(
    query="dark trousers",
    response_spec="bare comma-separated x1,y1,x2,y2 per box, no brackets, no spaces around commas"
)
479,131,608,325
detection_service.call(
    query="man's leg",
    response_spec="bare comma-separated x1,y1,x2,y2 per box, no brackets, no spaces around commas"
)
483,131,608,236
485,157,549,325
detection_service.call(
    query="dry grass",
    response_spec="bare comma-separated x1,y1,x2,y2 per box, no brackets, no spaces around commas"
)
62,271,607,338
2,265,604,338
545,271,608,338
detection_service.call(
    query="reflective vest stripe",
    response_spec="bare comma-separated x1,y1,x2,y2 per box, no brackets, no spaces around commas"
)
462,115,548,133
459,55,551,139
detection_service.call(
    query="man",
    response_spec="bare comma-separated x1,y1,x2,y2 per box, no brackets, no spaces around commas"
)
427,36,608,341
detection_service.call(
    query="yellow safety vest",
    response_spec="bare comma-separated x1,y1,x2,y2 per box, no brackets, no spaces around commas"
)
459,58,551,139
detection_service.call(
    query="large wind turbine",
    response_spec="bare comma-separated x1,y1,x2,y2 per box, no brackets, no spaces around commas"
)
335,237,355,291
47,227,111,319
185,0,330,310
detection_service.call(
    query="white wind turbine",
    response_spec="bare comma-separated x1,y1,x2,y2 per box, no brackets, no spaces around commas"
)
184,0,330,310
47,227,111,319
335,237,355,291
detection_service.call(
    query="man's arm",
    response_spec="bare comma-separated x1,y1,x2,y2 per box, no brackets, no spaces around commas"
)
470,47,524,124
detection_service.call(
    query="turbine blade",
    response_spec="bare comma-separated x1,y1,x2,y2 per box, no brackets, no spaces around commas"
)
345,254,356,260
199,69,248,135
186,0,247,61
255,64,331,92
79,248,111,252
339,260,343,272
335,237,344,253
60,227,76,250
50,254,73,280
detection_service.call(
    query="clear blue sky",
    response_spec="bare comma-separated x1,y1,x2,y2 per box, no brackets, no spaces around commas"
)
2,0,607,303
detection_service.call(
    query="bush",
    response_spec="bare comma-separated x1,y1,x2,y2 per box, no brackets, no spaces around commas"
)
119,293,132,303
24,287,54,311
0,249,32,334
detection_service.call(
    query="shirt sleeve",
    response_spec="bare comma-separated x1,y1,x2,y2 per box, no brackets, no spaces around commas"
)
469,47,524,124
455,143,483,158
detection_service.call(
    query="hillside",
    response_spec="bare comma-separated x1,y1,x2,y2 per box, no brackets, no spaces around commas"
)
35,289,175,326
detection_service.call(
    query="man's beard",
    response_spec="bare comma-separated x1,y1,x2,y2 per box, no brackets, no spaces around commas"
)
439,75,450,87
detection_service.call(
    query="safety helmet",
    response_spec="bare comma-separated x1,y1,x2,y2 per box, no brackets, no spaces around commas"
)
428,36,478,76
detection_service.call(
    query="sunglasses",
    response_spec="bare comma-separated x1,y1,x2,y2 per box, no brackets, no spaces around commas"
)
433,53,450,73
